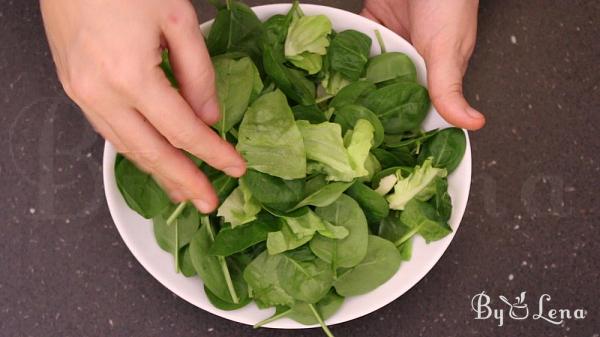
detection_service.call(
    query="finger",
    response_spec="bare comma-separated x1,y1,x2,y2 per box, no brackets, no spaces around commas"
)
79,106,129,153
360,8,382,24
134,69,246,177
426,54,485,130
108,106,220,213
161,1,220,125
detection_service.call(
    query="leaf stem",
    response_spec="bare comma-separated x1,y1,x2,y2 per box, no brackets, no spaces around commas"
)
253,308,292,328
204,218,240,304
375,29,386,54
315,94,333,104
308,303,335,337
175,219,180,273
166,201,187,226
394,224,422,246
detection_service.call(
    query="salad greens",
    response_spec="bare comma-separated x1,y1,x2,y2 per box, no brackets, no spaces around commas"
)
113,1,467,335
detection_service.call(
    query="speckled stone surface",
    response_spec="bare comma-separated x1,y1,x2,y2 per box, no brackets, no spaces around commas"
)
1,0,598,336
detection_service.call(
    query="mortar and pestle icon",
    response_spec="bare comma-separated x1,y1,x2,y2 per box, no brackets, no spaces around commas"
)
499,291,529,320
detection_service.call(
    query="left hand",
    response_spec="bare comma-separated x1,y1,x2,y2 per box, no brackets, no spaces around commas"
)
361,0,486,130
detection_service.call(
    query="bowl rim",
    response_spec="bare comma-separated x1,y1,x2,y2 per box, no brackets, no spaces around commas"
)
103,3,472,329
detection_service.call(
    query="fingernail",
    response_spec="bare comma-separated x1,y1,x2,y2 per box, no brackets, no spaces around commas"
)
199,96,221,125
192,199,214,214
465,107,484,120
224,165,246,177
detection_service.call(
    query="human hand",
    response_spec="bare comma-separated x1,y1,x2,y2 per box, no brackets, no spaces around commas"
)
40,0,246,213
361,0,486,130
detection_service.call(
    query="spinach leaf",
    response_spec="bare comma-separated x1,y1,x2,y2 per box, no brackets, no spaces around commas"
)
334,235,401,296
291,181,353,210
361,82,430,134
372,148,411,168
277,252,334,303
213,57,263,136
243,251,295,308
114,155,171,219
237,90,307,179
329,79,376,110
366,52,416,84
179,245,197,277
387,158,447,210
333,104,384,147
399,199,452,244
292,104,328,124
211,173,238,203
418,127,467,173
207,0,263,66
242,169,305,211
261,15,316,105
430,177,452,222
383,128,440,149
286,290,344,325
217,179,261,227
189,217,246,303
153,203,200,253
209,213,282,256
310,195,369,268
267,221,313,255
205,285,251,311
327,30,372,81
345,182,389,224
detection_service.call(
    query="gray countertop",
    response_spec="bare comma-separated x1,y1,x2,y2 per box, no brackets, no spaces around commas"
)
1,0,598,336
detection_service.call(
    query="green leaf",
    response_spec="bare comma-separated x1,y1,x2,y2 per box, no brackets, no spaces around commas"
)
292,104,328,124
242,169,305,211
205,285,251,310
329,79,376,110
114,155,170,219
298,120,354,181
267,208,347,255
334,104,384,147
310,195,369,268
237,90,307,179
285,15,332,74
299,119,374,182
327,30,372,81
277,252,334,303
371,148,416,168
361,82,430,134
209,213,282,256
189,218,247,303
207,1,263,66
286,290,344,325
261,15,316,105
213,57,263,136
418,127,467,173
399,199,452,243
430,177,452,222
217,180,261,227
387,158,447,210
334,235,401,296
345,182,389,224
152,203,200,253
291,181,353,210
179,245,197,277
243,251,295,308
366,52,417,84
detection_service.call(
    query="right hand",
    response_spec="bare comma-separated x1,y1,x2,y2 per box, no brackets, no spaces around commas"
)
40,0,246,213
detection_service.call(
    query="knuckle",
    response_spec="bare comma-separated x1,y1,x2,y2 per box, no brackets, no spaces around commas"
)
105,60,145,94
166,1,198,29
169,127,197,150
68,72,100,105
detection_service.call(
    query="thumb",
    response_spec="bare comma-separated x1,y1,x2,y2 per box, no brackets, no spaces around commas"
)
426,52,485,130
161,4,220,125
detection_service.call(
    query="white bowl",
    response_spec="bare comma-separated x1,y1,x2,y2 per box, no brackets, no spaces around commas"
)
103,3,471,329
